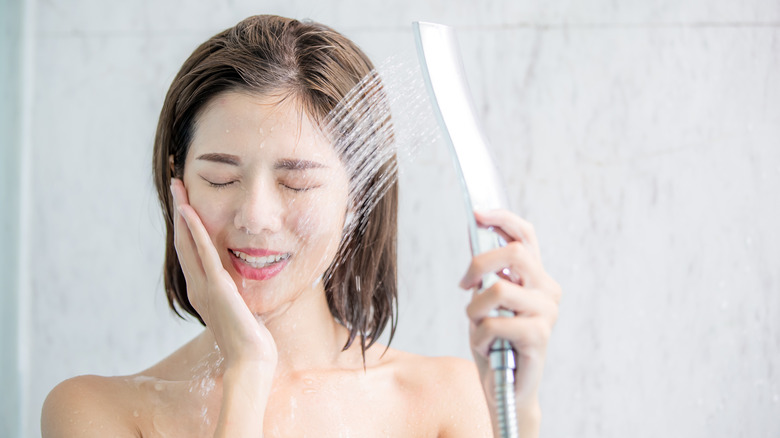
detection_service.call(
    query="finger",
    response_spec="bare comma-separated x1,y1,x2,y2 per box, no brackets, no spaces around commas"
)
466,281,558,323
546,278,563,305
175,200,224,282
170,177,191,205
170,180,202,277
459,241,540,290
470,316,552,358
474,210,541,259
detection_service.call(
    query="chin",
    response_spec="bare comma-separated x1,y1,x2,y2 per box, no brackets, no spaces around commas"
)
237,281,299,319
237,282,274,309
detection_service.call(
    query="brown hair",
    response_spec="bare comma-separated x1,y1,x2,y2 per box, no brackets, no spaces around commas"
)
152,15,397,356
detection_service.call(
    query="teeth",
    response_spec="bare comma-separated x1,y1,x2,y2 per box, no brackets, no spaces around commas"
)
231,250,289,268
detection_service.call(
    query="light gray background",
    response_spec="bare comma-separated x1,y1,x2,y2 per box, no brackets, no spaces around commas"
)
2,0,779,437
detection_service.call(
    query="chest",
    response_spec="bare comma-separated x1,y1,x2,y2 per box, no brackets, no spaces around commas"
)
135,373,437,437
265,373,436,437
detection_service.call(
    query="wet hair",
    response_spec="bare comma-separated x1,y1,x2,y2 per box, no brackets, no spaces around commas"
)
152,15,397,357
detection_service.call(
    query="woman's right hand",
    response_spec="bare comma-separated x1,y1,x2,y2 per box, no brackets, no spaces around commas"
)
172,178,277,436
170,178,277,371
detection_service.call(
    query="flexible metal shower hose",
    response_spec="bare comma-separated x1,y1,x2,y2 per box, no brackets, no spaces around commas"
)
490,313,518,438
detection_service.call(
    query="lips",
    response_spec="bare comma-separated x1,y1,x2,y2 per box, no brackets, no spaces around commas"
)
229,248,290,281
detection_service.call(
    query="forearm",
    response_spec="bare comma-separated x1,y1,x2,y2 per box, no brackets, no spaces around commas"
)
514,399,540,438
214,364,270,437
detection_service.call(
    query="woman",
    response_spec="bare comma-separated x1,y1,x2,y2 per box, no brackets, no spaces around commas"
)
41,15,560,437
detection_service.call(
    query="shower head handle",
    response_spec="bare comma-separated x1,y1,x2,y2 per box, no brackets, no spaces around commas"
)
412,21,509,256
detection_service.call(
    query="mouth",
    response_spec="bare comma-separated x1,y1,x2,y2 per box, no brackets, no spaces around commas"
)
229,248,291,281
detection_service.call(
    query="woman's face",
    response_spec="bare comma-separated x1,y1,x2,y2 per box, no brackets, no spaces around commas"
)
182,91,349,315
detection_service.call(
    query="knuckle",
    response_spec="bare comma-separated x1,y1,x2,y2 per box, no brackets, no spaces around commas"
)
548,279,563,304
506,241,527,261
548,304,560,325
481,316,500,333
491,280,512,302
522,219,537,237
471,255,488,273
513,319,549,348
530,319,551,346
465,301,479,320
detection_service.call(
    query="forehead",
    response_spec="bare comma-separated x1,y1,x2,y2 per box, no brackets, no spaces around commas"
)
189,91,336,162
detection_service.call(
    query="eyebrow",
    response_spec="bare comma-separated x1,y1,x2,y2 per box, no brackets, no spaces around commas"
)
195,154,327,170
274,159,328,171
196,153,241,166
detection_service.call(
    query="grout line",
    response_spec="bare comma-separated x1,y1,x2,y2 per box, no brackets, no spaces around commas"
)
18,0,37,435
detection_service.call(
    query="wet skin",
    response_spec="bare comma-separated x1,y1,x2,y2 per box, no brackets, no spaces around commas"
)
41,92,559,438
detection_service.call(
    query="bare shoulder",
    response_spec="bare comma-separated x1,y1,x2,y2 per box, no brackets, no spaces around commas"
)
378,348,492,437
42,374,140,438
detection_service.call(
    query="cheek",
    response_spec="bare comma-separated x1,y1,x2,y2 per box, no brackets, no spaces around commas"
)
187,187,234,239
289,193,347,247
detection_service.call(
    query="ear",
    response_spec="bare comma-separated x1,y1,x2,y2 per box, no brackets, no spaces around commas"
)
168,154,175,176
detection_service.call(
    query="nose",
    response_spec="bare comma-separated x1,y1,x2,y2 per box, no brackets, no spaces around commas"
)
233,179,284,235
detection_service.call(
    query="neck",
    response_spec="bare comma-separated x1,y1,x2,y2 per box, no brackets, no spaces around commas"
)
193,281,362,375
261,284,357,372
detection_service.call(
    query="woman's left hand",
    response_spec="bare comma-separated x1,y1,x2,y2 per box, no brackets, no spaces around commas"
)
460,209,561,434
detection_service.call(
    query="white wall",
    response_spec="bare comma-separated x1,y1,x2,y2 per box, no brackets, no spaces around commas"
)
1,0,24,436
6,0,779,437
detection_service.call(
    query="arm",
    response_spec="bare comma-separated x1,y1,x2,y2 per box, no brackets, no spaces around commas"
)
213,364,269,436
41,376,139,438
171,178,277,437
41,180,275,438
461,210,561,438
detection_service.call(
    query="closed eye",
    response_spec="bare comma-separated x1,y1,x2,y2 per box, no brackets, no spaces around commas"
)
280,183,321,192
201,176,236,189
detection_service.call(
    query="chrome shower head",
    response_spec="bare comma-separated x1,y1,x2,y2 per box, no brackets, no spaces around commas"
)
412,21,509,256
